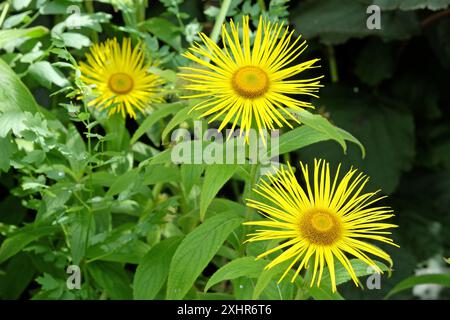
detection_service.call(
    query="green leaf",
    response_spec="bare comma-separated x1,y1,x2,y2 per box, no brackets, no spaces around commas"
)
167,211,244,299
291,0,420,45
0,58,40,137
180,164,205,196
0,253,35,299
385,274,450,299
0,226,56,264
355,39,394,86
130,102,184,145
319,259,389,287
309,286,344,300
302,86,415,193
252,266,282,300
3,11,33,29
133,237,182,300
87,237,150,265
161,104,196,143
103,113,130,152
200,164,239,220
0,136,16,172
105,169,139,197
294,109,364,155
12,0,33,10
89,261,133,300
28,61,69,88
60,32,91,49
143,164,180,185
373,0,450,10
276,125,364,158
140,17,182,51
68,210,93,265
204,257,267,292
0,26,48,51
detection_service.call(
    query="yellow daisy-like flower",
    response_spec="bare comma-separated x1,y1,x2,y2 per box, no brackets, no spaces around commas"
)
245,159,398,292
180,16,323,142
79,38,163,118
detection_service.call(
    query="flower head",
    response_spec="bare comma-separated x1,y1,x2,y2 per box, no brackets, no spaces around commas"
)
180,16,323,143
79,38,163,118
245,159,398,292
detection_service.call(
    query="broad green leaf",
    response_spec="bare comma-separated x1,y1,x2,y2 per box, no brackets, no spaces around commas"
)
276,125,364,158
180,164,205,196
318,259,389,288
200,164,239,220
373,0,450,10
309,286,344,300
68,210,93,265
140,17,182,51
87,239,150,265
28,61,69,88
294,109,364,156
196,292,235,300
103,113,130,152
133,237,182,300
143,164,180,185
355,39,394,86
167,211,244,299
0,253,35,299
12,0,33,10
253,266,282,300
301,87,415,193
161,104,196,143
0,136,16,172
204,257,267,292
130,102,184,144
0,226,57,264
40,0,81,14
385,274,450,299
0,26,48,50
0,58,40,137
252,260,295,300
64,124,87,175
105,169,139,197
291,0,419,45
3,11,33,29
60,32,91,49
89,261,133,300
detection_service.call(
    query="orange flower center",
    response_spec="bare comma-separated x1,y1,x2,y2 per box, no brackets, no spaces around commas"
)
232,66,269,98
109,72,134,94
299,209,342,245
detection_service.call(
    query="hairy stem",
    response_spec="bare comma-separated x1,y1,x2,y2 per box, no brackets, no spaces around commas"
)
209,0,232,44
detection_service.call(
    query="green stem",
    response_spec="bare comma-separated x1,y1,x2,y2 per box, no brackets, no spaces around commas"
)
244,164,258,205
327,45,339,83
81,94,94,258
242,164,259,248
85,0,98,42
257,0,267,11
22,11,40,28
209,0,232,44
137,0,147,23
0,2,10,28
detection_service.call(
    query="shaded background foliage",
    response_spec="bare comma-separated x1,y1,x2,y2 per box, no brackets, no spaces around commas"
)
0,0,449,300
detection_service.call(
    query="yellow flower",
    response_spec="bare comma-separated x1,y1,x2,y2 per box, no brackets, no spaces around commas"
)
245,160,398,292
79,38,163,118
180,16,323,143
